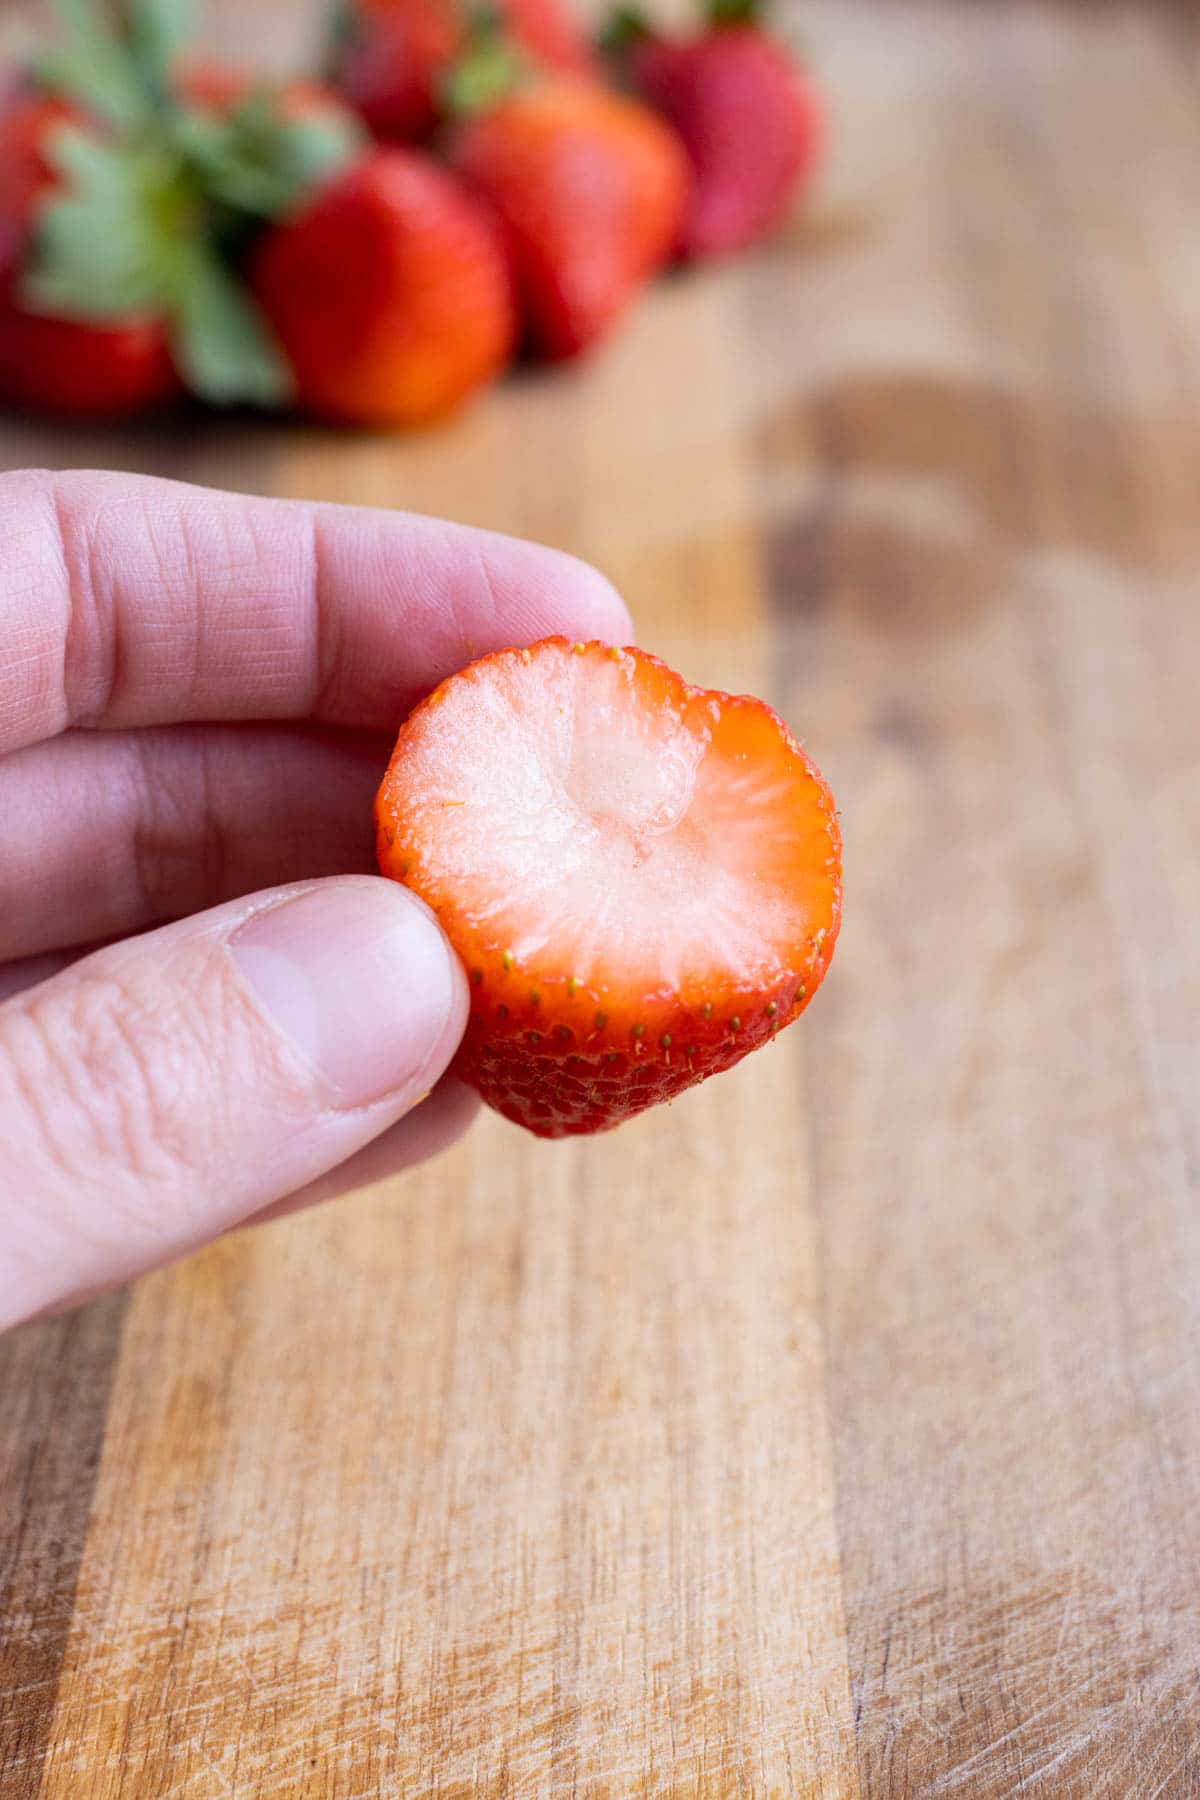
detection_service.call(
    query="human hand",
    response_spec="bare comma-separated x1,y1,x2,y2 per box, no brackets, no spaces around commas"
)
0,470,630,1332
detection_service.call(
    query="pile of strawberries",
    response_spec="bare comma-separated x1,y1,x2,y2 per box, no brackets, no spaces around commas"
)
0,0,824,427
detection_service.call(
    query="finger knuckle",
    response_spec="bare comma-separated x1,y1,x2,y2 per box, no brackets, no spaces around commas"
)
4,969,204,1192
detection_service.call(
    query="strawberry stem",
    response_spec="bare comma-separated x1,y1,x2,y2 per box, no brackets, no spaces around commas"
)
598,3,652,57
707,0,760,25
441,14,527,118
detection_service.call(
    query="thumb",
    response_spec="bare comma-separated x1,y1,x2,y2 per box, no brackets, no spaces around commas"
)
0,877,468,1330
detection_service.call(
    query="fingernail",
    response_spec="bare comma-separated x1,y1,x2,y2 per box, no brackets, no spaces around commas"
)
229,880,465,1109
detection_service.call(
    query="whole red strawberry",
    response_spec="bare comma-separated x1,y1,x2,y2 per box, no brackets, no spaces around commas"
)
0,97,178,420
610,0,824,260
376,638,841,1137
448,75,686,359
329,0,597,142
250,147,516,426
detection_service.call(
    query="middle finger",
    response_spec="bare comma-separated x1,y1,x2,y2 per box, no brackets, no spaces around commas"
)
0,723,391,961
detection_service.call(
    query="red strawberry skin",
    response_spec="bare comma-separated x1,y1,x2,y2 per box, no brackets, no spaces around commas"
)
449,82,686,359
0,98,178,420
0,301,178,419
630,26,824,260
0,96,68,272
505,0,598,83
250,148,515,426
376,638,842,1137
330,0,597,142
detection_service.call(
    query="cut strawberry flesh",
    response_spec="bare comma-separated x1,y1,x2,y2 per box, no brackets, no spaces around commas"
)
376,637,841,1134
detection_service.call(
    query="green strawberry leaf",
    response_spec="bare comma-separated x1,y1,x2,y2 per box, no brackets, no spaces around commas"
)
37,18,152,130
172,94,362,219
441,39,525,117
708,0,759,25
23,126,185,318
598,4,652,57
442,6,529,114
127,0,196,97
22,122,295,411
323,1,359,73
168,242,294,407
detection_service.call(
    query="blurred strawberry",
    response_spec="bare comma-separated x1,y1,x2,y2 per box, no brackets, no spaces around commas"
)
328,0,596,142
3,1,367,418
446,57,686,359
605,0,824,260
0,96,178,418
0,298,179,419
250,147,516,426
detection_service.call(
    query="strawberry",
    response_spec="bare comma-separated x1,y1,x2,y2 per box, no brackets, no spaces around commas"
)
0,97,178,419
607,0,824,260
2,3,367,419
376,638,841,1137
328,0,597,143
250,147,516,426
447,76,686,359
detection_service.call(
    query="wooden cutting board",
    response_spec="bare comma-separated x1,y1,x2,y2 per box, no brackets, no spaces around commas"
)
3,1,1200,1793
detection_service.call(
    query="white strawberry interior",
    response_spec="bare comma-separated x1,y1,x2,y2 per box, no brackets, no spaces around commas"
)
401,646,819,993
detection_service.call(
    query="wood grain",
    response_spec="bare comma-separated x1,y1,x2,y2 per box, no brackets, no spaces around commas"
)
3,0,1200,1793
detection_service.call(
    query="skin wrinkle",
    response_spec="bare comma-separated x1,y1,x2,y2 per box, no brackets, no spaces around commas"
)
307,509,346,720
1,968,182,1203
0,498,63,743
129,729,230,926
138,485,255,724
48,475,114,736
64,966,209,1191
174,488,210,723
200,499,301,715
4,940,309,1220
467,536,506,653
0,1027,118,1271
67,972,202,1190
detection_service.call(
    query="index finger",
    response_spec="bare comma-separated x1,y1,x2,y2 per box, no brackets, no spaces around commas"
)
0,469,632,754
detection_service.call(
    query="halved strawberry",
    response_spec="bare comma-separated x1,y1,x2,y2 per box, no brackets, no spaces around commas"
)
376,638,841,1137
